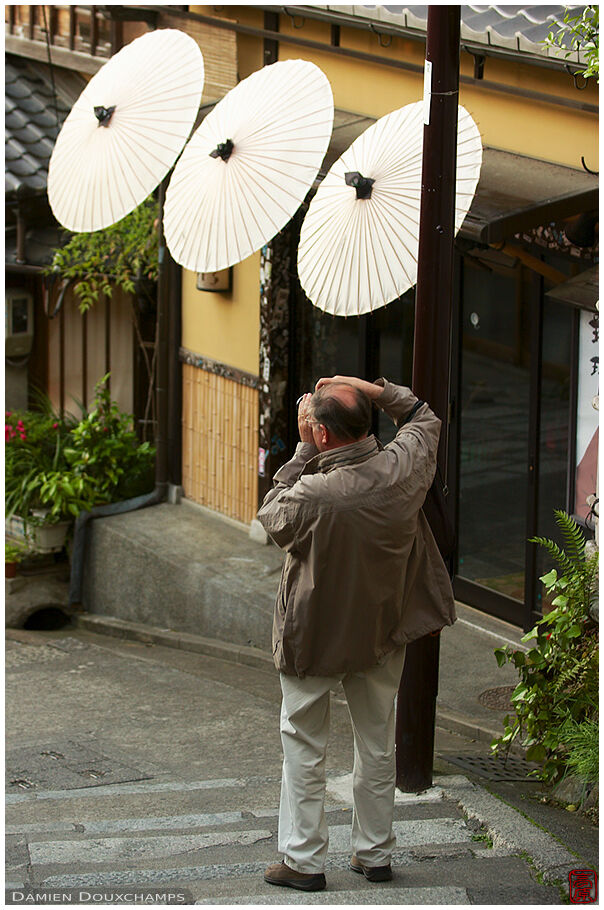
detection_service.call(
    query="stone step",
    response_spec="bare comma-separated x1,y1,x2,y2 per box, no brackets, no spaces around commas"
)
26,818,475,874
196,885,471,904
25,841,491,890
5,773,452,826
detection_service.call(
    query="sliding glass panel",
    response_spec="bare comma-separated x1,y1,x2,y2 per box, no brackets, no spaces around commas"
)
457,259,529,602
534,299,574,612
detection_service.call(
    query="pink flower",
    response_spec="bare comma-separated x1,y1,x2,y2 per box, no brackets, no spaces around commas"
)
53,423,59,429
5,411,12,417
19,432,27,441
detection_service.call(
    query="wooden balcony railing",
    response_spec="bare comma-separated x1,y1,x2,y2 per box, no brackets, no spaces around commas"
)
6,5,123,61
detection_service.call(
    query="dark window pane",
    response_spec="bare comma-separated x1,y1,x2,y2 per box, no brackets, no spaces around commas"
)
458,259,528,602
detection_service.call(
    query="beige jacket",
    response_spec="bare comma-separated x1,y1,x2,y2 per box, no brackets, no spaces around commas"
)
257,380,456,677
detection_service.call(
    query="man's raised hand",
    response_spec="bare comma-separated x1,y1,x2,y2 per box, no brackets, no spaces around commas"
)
315,376,383,400
298,392,315,444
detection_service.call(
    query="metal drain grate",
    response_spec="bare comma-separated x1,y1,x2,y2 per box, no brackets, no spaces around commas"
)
442,753,540,781
478,686,516,711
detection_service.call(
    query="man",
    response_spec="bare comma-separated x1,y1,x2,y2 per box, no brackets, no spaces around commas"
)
257,375,455,892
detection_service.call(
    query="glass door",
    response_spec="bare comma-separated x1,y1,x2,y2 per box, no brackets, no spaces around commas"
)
454,258,531,623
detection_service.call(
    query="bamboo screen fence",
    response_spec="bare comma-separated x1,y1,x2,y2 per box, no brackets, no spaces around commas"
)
182,365,259,524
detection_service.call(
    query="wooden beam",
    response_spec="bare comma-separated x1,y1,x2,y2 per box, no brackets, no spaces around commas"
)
496,243,568,285
5,35,105,74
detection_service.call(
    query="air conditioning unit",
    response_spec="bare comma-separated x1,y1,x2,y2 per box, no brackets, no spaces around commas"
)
5,290,34,357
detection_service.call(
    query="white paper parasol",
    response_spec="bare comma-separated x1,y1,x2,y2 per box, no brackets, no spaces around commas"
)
297,101,482,316
163,59,334,273
48,29,204,232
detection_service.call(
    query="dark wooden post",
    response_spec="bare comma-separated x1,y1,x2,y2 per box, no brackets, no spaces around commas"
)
90,5,98,56
69,6,76,50
396,5,461,792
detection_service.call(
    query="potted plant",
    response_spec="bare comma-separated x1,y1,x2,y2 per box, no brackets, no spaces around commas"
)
5,540,28,578
5,377,156,555
6,406,75,538
26,470,100,552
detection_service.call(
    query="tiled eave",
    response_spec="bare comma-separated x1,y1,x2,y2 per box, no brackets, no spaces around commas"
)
292,5,590,69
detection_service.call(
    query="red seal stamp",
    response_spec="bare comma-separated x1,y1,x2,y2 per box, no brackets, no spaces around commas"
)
569,869,597,904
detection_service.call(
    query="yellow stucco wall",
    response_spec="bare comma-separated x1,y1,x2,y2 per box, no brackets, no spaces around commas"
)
181,254,261,377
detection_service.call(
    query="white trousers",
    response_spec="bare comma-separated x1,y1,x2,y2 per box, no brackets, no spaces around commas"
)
278,646,407,874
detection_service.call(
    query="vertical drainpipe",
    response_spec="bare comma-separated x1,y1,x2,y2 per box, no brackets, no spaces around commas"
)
167,252,183,500
16,206,26,264
257,11,280,513
154,178,170,494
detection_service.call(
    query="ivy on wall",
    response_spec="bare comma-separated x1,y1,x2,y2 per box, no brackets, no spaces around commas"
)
47,197,159,313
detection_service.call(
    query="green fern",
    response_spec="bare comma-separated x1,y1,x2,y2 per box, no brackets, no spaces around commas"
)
531,511,586,575
530,536,575,577
554,509,586,566
552,649,595,696
494,510,598,785
532,512,598,615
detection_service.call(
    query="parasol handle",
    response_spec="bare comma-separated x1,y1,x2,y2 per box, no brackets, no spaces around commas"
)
94,106,116,127
210,139,235,162
345,171,375,199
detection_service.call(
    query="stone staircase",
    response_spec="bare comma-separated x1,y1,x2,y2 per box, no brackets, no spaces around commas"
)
6,770,559,905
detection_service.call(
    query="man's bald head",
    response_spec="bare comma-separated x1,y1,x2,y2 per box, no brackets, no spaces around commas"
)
310,382,372,444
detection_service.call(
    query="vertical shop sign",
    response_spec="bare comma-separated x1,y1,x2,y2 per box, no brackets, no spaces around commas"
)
575,309,599,521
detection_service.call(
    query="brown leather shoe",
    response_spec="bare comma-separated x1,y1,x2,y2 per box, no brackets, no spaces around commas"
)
350,854,393,882
264,861,326,891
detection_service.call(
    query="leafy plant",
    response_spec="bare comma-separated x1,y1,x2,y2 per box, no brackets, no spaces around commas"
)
5,376,155,530
5,540,28,564
33,471,100,523
492,511,598,785
65,375,155,502
544,6,599,81
47,196,159,313
5,408,76,525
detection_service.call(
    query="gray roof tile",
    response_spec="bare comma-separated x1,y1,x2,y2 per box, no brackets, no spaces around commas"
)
320,5,590,63
5,54,84,199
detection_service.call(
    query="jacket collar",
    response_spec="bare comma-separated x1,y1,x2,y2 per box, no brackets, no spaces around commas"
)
300,434,383,476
